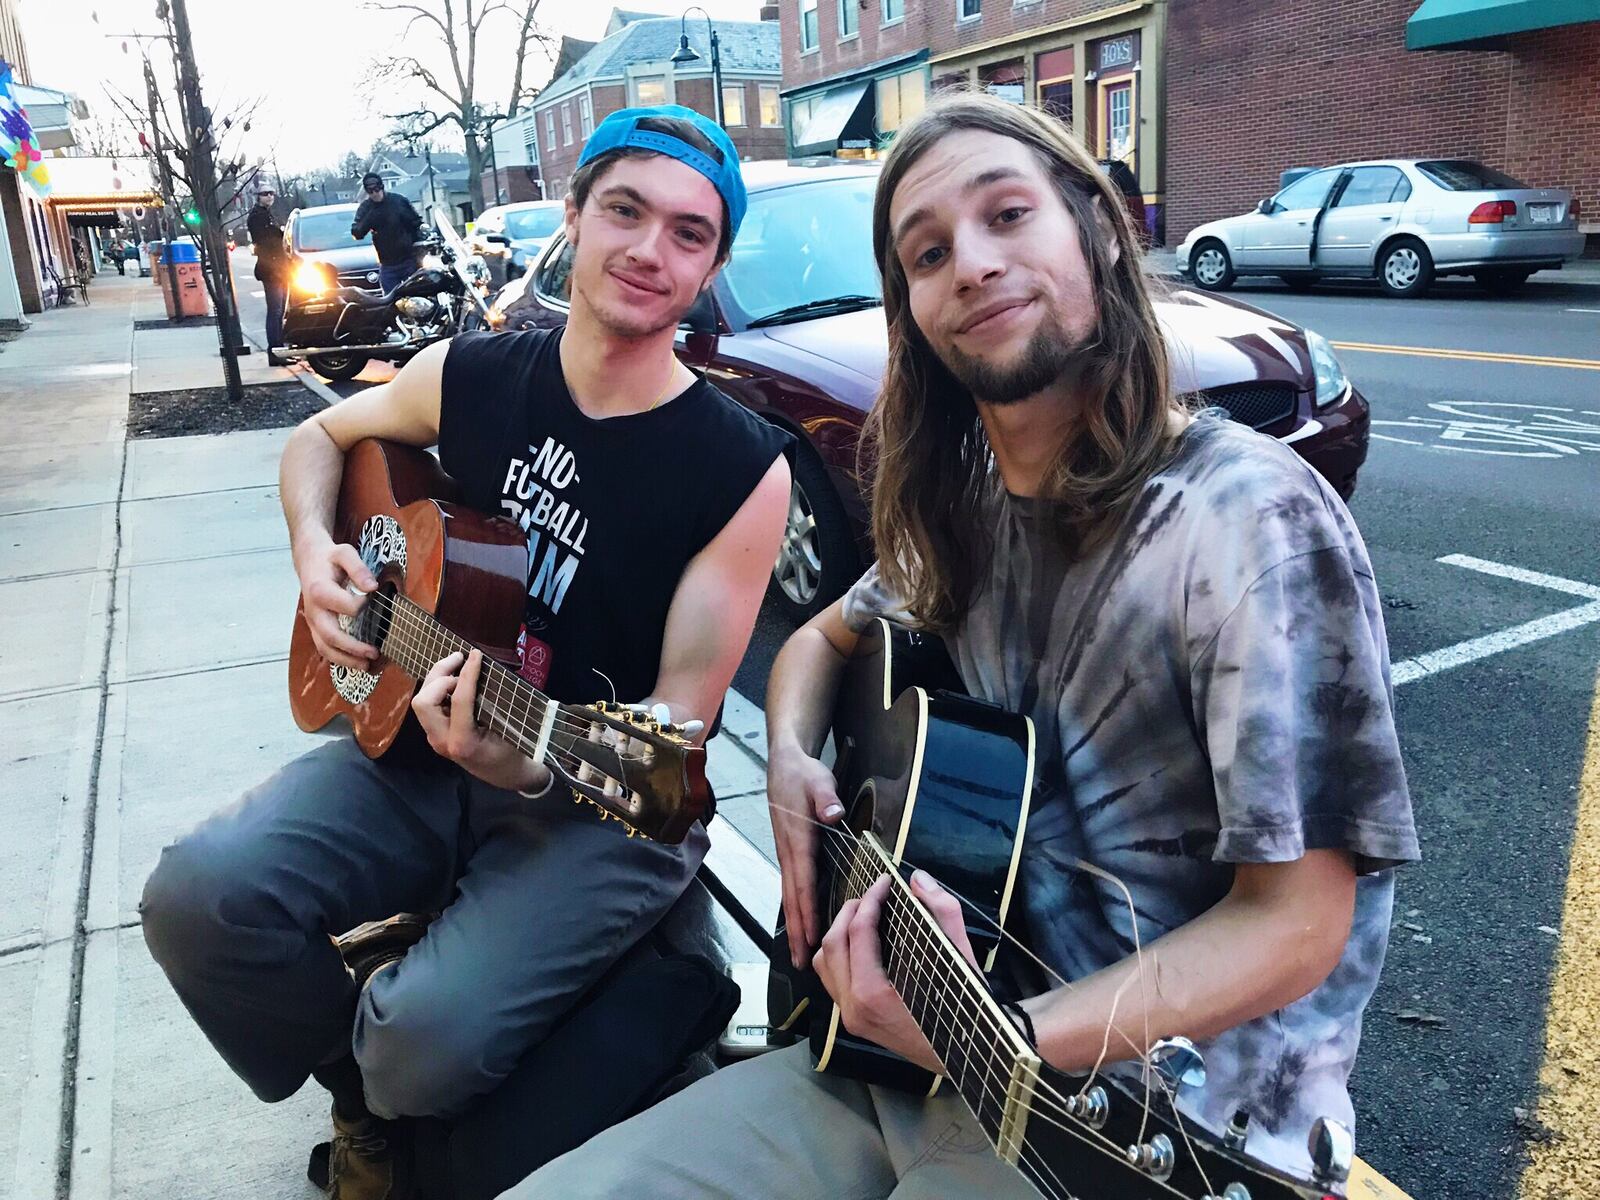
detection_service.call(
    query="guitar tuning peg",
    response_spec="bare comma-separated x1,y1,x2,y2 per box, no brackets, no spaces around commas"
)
1148,1036,1207,1091
1307,1117,1353,1186
1124,1133,1175,1182
1202,1185,1252,1200
1066,1085,1108,1130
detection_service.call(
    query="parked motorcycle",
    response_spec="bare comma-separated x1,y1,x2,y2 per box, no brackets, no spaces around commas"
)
279,210,493,381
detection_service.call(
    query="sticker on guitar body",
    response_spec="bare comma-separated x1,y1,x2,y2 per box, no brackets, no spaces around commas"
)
499,437,589,618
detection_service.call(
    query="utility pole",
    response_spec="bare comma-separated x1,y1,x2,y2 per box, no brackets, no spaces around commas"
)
140,56,184,322
161,0,247,401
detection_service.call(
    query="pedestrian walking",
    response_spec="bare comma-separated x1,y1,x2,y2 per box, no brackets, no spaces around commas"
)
350,172,424,293
246,184,291,365
111,237,126,276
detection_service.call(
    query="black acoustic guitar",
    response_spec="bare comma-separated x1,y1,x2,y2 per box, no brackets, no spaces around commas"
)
769,617,1353,1199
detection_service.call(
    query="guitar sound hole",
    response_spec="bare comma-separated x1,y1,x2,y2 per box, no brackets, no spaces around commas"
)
351,583,398,654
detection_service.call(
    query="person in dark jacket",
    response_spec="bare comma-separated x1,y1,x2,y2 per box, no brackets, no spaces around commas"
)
247,184,291,364
351,172,424,292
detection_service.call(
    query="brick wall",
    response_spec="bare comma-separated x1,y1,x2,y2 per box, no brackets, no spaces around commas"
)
534,78,785,201
1165,0,1600,244
781,0,926,93
928,0,1127,62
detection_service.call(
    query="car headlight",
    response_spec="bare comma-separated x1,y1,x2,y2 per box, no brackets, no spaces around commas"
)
1305,328,1350,409
292,261,332,295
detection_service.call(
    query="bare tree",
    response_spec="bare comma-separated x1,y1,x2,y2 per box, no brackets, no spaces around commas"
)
361,0,556,202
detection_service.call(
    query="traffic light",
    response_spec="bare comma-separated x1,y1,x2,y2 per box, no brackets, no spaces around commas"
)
182,206,201,226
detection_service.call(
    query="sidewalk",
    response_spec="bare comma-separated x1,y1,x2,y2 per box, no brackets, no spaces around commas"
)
1,270,779,1200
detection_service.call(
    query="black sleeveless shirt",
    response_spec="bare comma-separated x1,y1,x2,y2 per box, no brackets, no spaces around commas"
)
438,328,793,711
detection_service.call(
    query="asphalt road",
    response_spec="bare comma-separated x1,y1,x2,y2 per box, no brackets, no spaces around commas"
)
239,253,1600,1196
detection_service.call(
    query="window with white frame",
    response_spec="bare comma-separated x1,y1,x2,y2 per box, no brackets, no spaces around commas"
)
544,110,556,151
800,0,819,50
838,0,857,38
883,0,903,21
633,74,668,106
722,84,746,126
759,83,781,127
523,119,539,161
580,94,593,137
958,0,980,19
561,103,573,145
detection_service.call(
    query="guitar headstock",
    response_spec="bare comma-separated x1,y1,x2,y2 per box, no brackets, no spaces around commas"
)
546,700,709,844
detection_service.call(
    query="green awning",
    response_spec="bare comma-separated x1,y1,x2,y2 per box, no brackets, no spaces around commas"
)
1406,0,1600,50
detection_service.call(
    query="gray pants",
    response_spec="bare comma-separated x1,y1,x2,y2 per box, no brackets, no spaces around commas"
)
503,1042,1039,1199
140,738,707,1120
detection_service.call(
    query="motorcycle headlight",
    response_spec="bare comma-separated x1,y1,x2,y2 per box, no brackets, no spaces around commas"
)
292,261,331,295
1305,329,1350,410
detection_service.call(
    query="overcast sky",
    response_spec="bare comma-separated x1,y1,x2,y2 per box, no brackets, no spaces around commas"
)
20,0,765,173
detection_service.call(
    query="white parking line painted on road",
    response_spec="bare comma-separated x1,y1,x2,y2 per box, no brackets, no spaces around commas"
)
1566,308,1600,314
1388,556,1600,687
1391,602,1600,687
1437,554,1600,601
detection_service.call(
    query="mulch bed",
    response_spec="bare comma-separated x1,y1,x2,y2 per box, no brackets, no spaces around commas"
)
133,316,218,331
128,381,325,440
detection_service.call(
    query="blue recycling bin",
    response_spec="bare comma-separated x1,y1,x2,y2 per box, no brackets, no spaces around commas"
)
162,240,201,263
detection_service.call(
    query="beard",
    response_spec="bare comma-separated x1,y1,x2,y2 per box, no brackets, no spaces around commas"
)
938,302,1090,406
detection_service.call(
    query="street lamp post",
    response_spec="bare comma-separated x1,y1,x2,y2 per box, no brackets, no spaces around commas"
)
670,7,724,130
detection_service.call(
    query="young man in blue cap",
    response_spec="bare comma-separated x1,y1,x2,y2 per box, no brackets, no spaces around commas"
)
140,107,792,1200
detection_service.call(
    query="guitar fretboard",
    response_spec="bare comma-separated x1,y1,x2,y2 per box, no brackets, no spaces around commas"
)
829,828,1041,1163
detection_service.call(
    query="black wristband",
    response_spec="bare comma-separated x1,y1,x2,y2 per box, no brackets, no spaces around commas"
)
1001,999,1037,1046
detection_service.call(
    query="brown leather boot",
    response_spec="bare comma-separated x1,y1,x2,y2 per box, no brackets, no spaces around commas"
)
323,1103,413,1200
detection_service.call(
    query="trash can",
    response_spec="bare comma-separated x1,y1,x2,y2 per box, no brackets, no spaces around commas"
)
148,240,167,289
166,241,211,318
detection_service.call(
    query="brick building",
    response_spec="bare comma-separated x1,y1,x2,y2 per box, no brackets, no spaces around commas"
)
524,8,785,204
1165,0,1600,251
778,0,1169,238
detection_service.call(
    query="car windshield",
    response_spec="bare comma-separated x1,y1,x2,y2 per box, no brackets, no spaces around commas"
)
1416,160,1530,191
295,211,363,252
504,207,563,240
720,176,882,323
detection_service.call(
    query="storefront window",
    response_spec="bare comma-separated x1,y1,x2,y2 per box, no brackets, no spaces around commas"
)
876,71,926,136
789,96,815,144
1105,81,1132,162
979,60,1025,105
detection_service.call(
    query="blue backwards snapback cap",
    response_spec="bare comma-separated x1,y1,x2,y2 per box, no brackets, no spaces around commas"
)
576,104,746,239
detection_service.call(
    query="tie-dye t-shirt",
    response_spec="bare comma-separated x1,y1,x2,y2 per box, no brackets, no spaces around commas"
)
841,412,1418,1177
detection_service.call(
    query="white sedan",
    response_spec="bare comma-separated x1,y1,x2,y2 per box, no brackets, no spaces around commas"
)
1176,159,1584,298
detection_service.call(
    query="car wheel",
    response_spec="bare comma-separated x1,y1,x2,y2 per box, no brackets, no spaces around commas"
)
1278,274,1318,292
1190,240,1235,291
769,444,859,625
1474,269,1531,297
307,352,369,382
1378,238,1433,298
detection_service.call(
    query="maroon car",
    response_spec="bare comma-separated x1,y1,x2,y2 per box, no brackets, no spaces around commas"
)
491,161,1369,622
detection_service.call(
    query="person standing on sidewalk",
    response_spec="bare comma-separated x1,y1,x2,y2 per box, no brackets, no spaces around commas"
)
247,184,291,365
140,107,793,1200
351,172,424,293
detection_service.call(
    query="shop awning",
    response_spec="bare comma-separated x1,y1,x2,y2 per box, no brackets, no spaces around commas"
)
1406,0,1599,50
792,81,873,157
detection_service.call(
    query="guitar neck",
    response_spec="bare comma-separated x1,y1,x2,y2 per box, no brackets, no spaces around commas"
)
830,829,1042,1166
378,593,579,766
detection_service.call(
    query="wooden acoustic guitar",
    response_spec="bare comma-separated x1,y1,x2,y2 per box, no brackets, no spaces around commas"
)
287,438,709,844
771,617,1356,1199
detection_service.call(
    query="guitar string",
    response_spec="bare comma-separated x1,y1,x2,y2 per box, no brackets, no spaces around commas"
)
817,830,1198,1178
821,837,1140,1200
819,837,1202,1200
814,825,1223,1197
349,589,651,750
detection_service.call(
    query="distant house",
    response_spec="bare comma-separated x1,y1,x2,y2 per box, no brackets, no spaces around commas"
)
368,148,475,225
528,6,784,203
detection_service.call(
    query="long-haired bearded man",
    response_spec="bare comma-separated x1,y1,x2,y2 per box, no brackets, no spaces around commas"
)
504,92,1418,1200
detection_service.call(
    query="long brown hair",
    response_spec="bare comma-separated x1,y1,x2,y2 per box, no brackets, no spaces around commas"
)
862,92,1188,633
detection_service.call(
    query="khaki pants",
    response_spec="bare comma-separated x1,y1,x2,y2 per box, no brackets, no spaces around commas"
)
501,1042,1039,1199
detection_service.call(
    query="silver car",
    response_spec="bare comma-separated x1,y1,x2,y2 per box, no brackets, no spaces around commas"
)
468,200,566,287
1176,159,1584,298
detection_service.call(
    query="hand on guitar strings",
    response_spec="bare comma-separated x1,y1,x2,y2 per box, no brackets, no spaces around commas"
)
295,536,380,671
815,870,980,1076
413,649,553,794
768,745,849,969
